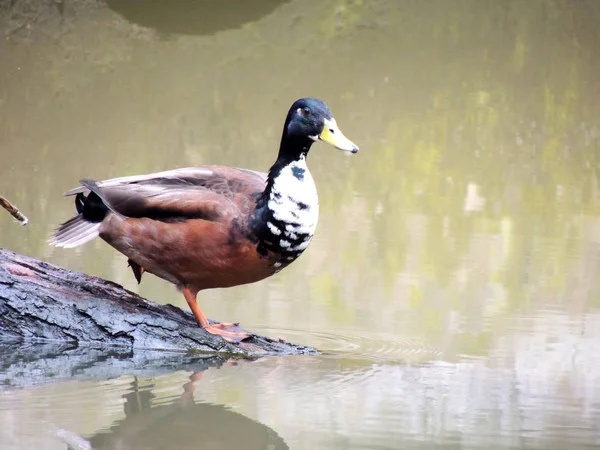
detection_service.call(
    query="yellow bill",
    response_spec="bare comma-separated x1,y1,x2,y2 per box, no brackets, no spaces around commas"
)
319,118,359,153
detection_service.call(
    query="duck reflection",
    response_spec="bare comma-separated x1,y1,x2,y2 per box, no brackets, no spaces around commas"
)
85,371,289,450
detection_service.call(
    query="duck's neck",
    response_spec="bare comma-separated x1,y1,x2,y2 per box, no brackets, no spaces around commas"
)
266,136,313,187
261,133,315,207
253,144,320,263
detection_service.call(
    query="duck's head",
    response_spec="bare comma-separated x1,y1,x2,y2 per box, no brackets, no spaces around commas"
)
280,98,359,157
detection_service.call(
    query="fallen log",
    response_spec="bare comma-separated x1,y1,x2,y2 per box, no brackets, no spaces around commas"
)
0,248,317,357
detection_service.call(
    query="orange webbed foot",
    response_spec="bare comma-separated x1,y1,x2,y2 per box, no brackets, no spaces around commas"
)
203,323,250,343
182,288,250,343
210,321,240,329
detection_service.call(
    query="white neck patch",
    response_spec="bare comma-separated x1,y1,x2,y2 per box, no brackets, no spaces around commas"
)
266,156,319,249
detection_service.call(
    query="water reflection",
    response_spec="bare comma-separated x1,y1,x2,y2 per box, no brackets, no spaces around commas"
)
64,373,289,450
206,319,600,449
0,341,227,389
105,0,291,36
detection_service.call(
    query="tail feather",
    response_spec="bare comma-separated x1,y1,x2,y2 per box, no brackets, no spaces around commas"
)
54,220,97,246
80,179,125,220
49,214,101,248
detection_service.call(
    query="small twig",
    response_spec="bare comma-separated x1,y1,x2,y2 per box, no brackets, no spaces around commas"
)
0,195,28,226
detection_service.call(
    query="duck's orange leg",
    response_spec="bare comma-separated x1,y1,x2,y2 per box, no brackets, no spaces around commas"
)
182,288,249,343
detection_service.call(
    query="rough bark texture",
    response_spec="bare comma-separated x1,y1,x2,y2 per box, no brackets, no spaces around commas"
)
0,248,317,358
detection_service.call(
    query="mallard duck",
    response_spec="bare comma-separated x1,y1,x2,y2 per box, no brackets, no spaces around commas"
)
50,98,358,342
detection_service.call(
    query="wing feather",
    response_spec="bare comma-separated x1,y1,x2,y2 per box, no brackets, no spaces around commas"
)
66,166,267,223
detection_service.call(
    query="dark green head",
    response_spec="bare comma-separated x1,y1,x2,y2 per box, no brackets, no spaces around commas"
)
278,98,359,159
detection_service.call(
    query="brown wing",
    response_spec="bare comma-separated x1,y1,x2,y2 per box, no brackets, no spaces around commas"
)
71,166,267,223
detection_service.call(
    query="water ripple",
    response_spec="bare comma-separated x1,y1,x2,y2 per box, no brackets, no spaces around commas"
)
253,326,444,362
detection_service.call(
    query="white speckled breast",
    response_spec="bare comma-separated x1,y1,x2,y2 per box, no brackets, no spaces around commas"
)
257,154,319,265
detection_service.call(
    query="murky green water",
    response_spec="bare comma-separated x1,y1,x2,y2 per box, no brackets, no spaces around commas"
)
1,0,600,448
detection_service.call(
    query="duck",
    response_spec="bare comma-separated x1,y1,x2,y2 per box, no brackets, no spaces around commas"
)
50,98,358,342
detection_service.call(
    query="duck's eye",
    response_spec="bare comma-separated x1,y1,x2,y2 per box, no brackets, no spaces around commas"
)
297,107,311,117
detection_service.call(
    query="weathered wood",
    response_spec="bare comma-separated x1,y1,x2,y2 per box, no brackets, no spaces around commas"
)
0,248,317,357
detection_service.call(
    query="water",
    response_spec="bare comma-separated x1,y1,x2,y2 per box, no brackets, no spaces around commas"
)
1,0,600,448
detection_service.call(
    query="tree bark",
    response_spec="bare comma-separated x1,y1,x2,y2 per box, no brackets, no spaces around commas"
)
0,248,316,358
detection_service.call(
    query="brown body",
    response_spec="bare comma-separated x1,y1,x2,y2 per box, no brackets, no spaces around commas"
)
101,202,277,294
51,165,278,341
94,166,281,292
